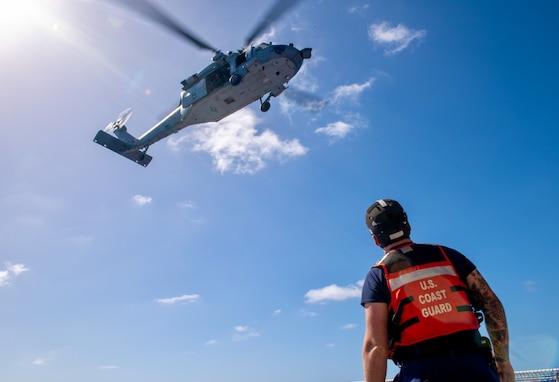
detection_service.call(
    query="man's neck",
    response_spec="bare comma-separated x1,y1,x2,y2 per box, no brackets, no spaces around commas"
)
383,238,413,254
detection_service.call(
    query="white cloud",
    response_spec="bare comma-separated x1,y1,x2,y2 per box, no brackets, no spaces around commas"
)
156,294,200,305
0,263,29,287
8,264,28,276
368,22,426,55
304,281,362,304
341,323,357,330
283,76,373,116
333,78,375,102
294,51,325,87
168,109,308,174
32,358,46,366
98,365,119,370
273,309,282,316
315,121,355,140
233,325,261,341
205,339,218,346
131,194,152,206
0,271,8,286
282,78,372,142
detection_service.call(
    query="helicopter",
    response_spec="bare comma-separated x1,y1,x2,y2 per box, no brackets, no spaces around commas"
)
93,0,312,167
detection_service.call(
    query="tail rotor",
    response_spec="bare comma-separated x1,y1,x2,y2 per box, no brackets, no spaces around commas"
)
105,108,133,132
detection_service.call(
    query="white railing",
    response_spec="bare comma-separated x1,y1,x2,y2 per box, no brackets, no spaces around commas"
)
514,368,559,382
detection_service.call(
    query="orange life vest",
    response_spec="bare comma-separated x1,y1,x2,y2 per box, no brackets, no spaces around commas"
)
376,245,480,356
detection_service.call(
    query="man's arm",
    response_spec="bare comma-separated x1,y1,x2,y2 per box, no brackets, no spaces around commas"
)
466,268,515,382
362,302,389,382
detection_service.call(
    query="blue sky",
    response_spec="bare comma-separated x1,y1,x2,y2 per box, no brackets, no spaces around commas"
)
1,0,558,381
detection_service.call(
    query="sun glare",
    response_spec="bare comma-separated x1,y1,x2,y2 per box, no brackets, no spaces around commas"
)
0,0,52,44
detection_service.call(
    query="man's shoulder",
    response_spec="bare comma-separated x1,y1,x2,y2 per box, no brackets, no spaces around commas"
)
414,243,465,257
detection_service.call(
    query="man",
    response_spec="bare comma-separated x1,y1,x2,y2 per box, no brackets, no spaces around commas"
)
361,199,515,382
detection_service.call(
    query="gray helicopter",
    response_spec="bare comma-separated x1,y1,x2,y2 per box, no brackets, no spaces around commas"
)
93,0,312,166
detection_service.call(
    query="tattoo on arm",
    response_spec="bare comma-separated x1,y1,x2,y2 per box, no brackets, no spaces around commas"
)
468,269,510,361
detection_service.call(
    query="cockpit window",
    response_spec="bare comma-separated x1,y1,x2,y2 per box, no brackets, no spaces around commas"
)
205,65,230,92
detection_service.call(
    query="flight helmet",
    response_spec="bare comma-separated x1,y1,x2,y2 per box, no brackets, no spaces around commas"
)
365,199,411,247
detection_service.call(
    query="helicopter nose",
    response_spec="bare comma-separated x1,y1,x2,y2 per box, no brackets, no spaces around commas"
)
300,48,312,59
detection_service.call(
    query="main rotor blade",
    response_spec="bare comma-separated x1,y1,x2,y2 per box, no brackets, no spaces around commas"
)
112,0,218,52
244,0,302,46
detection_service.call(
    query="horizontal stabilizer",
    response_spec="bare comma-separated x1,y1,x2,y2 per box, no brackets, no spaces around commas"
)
93,130,152,167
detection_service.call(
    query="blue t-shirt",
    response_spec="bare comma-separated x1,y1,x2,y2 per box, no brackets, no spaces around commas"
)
361,243,476,306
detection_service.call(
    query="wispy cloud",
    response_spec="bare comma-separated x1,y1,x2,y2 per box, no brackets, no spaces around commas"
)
32,358,46,366
304,281,362,304
315,121,355,140
341,323,357,330
177,200,197,209
168,109,308,174
333,78,375,103
31,349,57,366
253,27,277,46
368,21,426,55
131,194,152,206
290,57,323,94
0,263,29,287
279,56,325,118
98,365,119,370
273,309,282,316
299,309,318,318
282,77,373,142
205,339,218,346
285,77,373,114
232,325,261,341
348,4,370,14
156,294,200,305
176,200,205,224
524,280,537,293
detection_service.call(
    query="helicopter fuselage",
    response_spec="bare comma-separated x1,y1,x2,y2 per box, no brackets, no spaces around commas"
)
133,43,310,148
94,42,311,166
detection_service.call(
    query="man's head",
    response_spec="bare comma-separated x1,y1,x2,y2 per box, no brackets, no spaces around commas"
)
365,199,411,248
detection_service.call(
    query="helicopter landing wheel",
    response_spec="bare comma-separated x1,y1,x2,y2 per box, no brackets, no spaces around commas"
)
229,73,241,86
260,101,271,112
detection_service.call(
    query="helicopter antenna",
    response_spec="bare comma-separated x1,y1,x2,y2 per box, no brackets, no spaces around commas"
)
111,0,218,52
244,0,302,46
